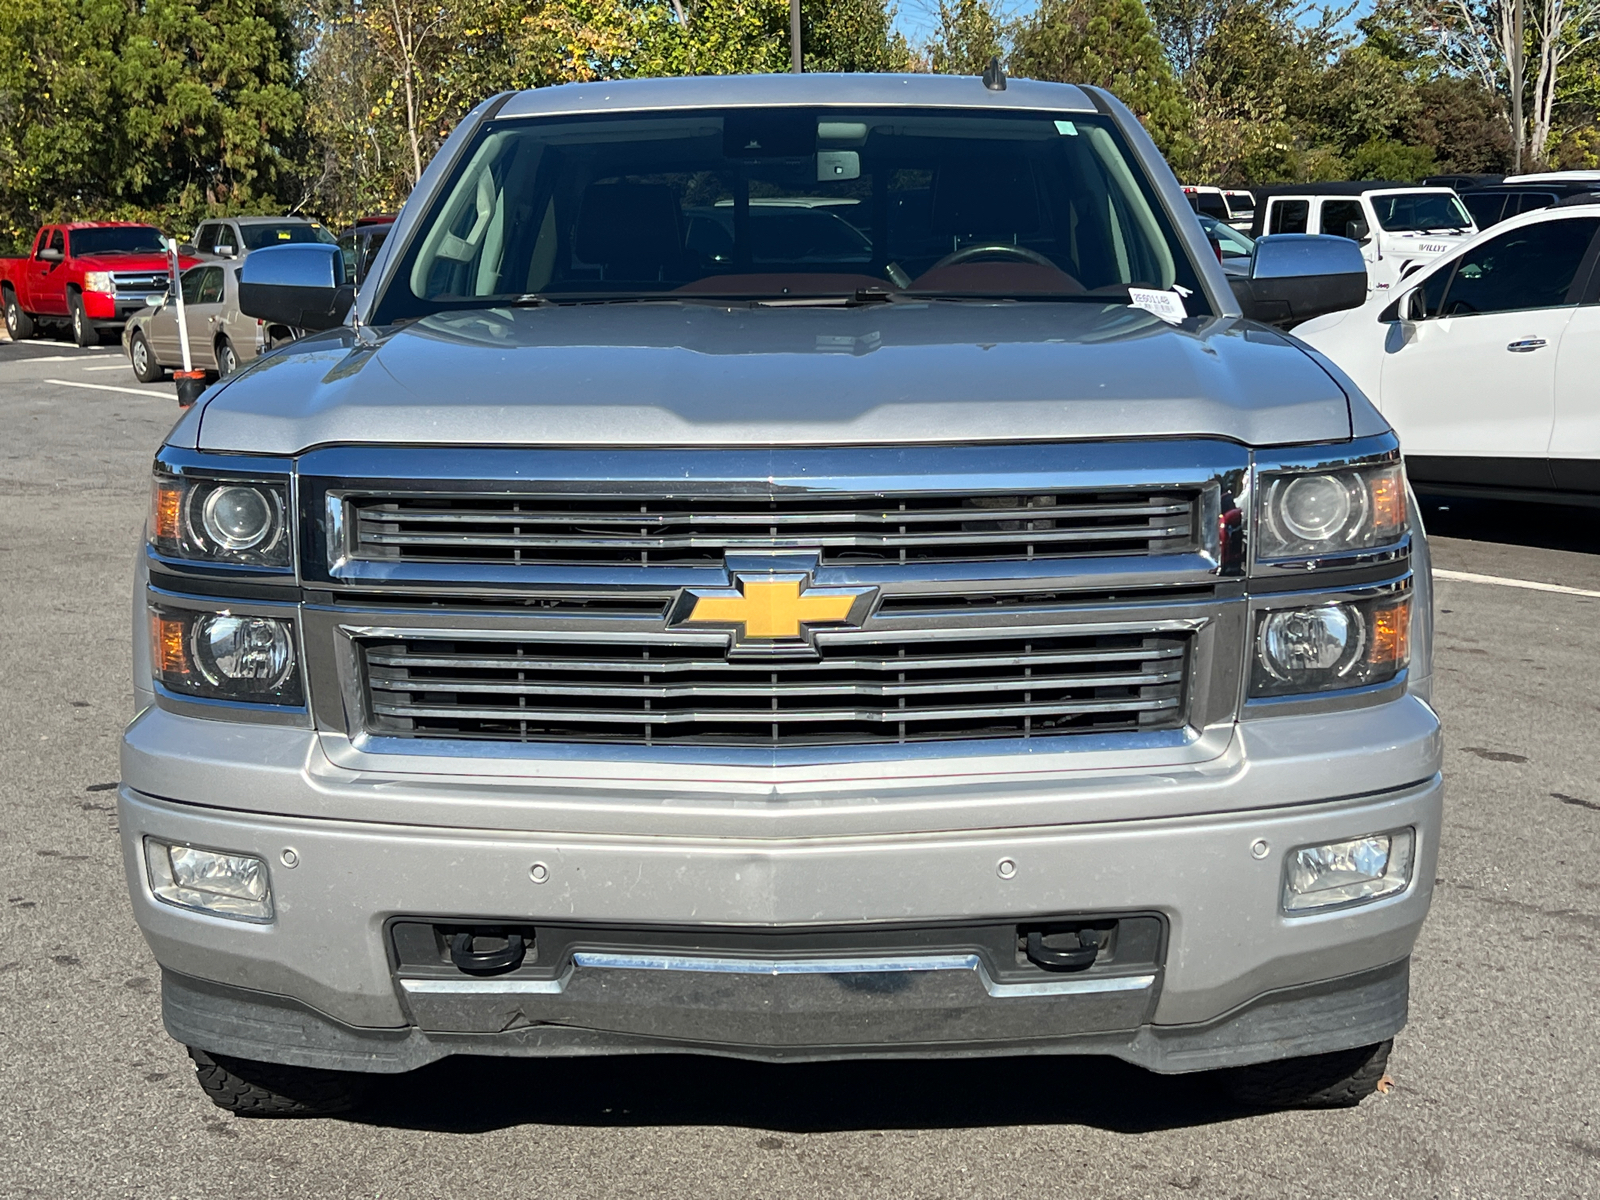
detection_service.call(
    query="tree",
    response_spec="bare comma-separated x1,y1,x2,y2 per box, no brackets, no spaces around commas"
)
1422,0,1600,167
800,0,913,71
925,0,1004,75
1011,0,1194,159
0,0,303,250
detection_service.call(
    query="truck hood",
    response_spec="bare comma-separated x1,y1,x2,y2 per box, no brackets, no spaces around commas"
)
192,301,1353,454
73,252,181,271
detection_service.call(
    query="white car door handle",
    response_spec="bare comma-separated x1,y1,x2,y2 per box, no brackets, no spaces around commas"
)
1507,338,1547,352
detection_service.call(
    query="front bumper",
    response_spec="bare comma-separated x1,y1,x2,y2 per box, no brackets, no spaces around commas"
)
119,758,1441,1073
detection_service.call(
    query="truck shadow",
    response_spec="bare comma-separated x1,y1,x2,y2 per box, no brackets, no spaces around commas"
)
347,1052,1255,1135
1416,493,1600,555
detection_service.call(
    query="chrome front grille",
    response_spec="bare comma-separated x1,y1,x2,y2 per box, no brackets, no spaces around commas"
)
300,440,1247,756
112,271,170,294
348,490,1199,567
359,627,1191,746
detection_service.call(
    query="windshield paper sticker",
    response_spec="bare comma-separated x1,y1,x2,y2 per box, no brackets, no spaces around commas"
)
1128,288,1187,324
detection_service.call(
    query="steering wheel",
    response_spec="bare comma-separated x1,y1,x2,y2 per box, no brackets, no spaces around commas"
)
926,243,1056,271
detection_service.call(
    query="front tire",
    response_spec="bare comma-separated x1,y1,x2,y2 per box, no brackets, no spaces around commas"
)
129,331,163,382
3,287,34,339
67,290,94,348
1223,1039,1393,1110
187,1047,368,1117
216,337,239,378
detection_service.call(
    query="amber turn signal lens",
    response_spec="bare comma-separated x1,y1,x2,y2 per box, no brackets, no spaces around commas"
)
152,481,182,544
150,611,190,679
1369,468,1407,538
1368,596,1410,669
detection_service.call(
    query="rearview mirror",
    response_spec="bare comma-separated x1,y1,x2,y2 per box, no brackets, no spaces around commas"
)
238,243,353,331
1229,234,1367,328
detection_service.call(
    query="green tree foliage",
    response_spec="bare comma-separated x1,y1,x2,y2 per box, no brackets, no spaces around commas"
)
1012,0,1193,159
802,0,914,71
0,0,302,249
926,0,1004,75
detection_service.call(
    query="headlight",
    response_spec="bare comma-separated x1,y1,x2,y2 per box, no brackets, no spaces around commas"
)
150,470,291,569
83,271,115,294
150,605,303,705
1257,461,1406,561
1251,592,1409,697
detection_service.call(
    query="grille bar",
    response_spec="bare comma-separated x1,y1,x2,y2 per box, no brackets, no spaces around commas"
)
348,490,1200,567
360,629,1190,746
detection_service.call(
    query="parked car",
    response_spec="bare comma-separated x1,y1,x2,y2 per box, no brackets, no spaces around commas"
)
1457,180,1600,229
122,261,283,382
189,216,339,262
1296,197,1600,499
1196,211,1254,276
1181,185,1255,231
337,214,397,285
126,73,1433,1119
1250,182,1476,296
1,222,197,347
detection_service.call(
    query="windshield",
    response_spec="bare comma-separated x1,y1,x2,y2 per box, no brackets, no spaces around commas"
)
1371,192,1473,233
375,107,1208,322
68,226,165,256
240,222,338,251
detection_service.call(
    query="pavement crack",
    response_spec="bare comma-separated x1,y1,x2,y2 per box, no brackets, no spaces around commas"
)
1459,746,1529,763
1553,791,1600,813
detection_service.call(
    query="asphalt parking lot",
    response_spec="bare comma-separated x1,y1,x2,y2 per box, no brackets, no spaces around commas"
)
2,336,1597,1199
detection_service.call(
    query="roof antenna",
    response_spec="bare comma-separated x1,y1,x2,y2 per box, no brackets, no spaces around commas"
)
982,56,1006,92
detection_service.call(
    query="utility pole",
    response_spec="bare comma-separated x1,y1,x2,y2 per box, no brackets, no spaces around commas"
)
790,0,801,72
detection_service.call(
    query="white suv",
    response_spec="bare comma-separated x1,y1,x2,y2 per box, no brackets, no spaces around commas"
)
1296,200,1600,500
1254,185,1476,296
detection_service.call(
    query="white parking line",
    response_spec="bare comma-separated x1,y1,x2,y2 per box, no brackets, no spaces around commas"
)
81,364,132,372
4,353,115,363
1434,568,1600,599
45,378,171,399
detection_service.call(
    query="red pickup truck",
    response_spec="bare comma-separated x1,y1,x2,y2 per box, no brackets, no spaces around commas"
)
1,222,198,347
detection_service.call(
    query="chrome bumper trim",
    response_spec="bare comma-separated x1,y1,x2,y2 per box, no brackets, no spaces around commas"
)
398,953,1157,1000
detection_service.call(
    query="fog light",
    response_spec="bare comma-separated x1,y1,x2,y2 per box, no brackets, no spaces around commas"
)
1283,828,1414,914
145,838,273,921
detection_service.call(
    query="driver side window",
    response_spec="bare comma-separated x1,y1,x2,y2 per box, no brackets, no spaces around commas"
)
1434,218,1600,317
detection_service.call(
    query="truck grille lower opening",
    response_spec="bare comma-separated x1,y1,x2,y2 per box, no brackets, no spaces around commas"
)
360,629,1191,747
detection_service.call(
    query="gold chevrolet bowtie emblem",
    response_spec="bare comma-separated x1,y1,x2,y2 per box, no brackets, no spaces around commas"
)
678,574,874,646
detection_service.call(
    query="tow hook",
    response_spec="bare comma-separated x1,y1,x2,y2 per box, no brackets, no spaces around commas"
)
1025,926,1104,972
449,930,527,975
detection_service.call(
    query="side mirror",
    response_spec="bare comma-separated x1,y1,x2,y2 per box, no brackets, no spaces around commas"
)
238,243,353,331
216,244,237,258
145,293,168,308
38,247,63,263
1230,234,1367,328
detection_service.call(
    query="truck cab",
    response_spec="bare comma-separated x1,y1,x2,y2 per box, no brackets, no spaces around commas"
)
1252,184,1476,296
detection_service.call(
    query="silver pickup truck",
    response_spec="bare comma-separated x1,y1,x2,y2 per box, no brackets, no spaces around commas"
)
122,73,1439,1116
